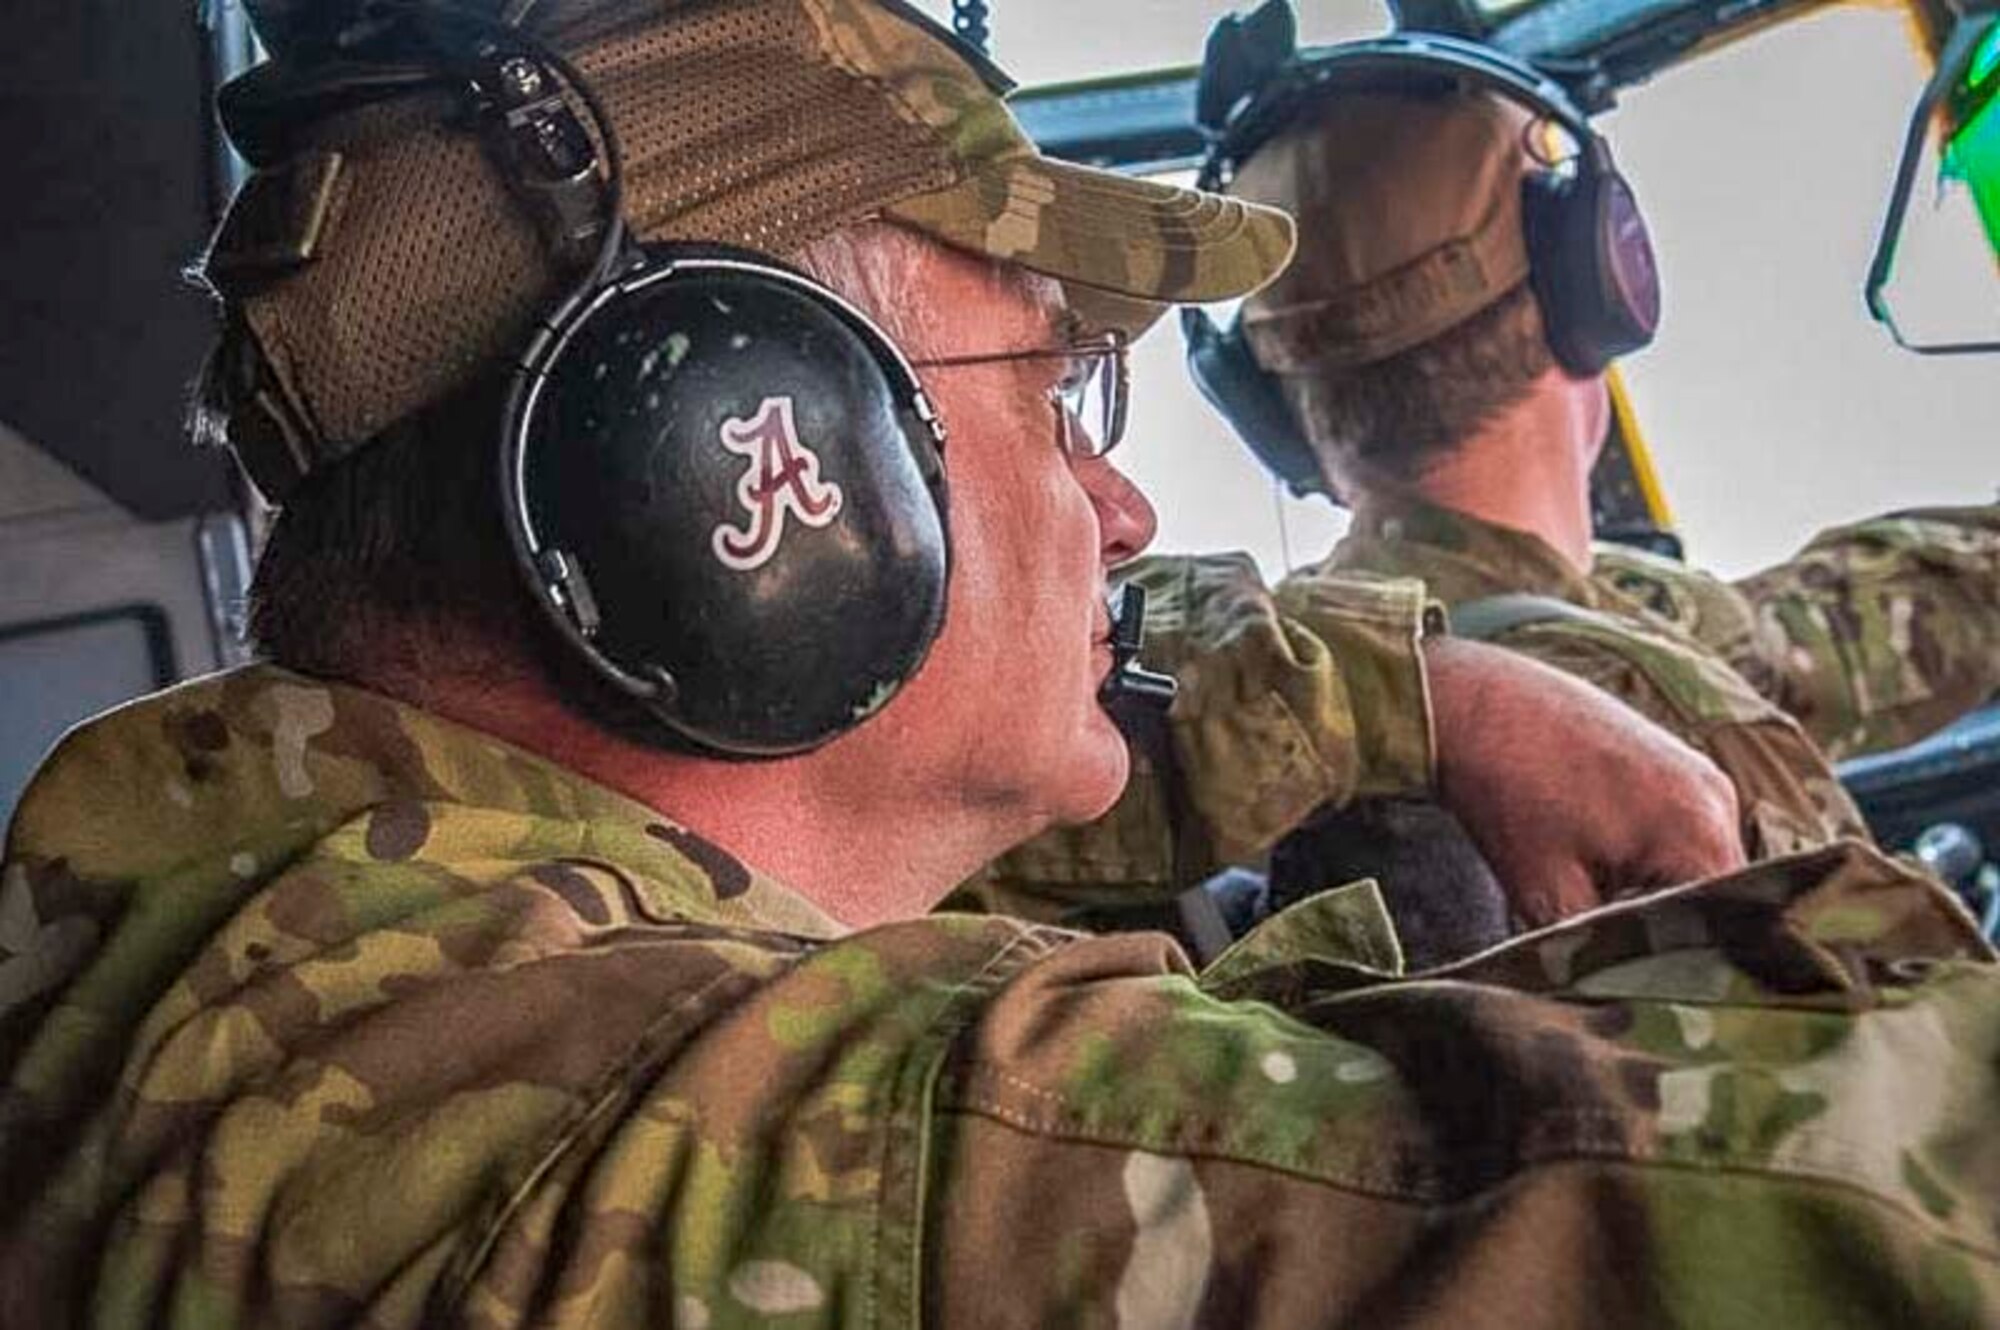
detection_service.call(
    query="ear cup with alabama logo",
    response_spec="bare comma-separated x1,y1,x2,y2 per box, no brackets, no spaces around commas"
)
500,246,951,757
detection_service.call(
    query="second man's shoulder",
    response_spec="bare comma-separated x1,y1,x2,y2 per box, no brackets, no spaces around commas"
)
1590,542,1755,648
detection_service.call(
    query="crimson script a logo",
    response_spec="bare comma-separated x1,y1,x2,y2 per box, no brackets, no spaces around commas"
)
710,396,844,572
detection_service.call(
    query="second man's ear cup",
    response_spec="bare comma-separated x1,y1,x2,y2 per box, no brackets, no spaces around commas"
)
1521,151,1661,375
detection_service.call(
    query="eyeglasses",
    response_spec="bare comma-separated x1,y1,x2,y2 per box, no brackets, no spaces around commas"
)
911,329,1130,460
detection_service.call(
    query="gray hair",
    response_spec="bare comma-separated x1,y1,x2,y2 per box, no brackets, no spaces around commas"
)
789,221,1059,360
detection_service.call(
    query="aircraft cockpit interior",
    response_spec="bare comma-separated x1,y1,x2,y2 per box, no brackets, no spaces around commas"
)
6,2,2000,1322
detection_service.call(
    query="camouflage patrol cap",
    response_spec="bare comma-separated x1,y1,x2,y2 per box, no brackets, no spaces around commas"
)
203,0,1296,500
1231,85,1533,373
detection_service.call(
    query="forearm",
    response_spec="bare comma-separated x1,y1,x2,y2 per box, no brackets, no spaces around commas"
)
1731,504,2000,759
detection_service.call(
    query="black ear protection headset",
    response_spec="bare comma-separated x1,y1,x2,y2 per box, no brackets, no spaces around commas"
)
308,3,953,757
1183,1,1662,498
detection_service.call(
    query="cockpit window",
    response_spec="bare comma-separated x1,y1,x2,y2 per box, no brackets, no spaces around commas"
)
1594,6,1993,575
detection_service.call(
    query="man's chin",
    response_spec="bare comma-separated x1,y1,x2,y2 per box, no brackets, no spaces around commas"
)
980,704,1133,839
1056,713,1133,824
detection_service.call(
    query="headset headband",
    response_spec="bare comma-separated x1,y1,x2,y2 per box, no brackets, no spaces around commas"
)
1197,29,1603,193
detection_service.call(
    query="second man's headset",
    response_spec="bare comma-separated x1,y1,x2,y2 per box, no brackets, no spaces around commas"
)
278,4,954,756
1183,0,1662,497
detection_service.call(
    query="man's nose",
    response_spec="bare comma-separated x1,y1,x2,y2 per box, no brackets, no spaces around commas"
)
1078,456,1158,566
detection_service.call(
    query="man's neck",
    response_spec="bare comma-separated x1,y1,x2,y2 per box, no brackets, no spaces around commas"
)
367,661,1010,930
1403,371,1602,571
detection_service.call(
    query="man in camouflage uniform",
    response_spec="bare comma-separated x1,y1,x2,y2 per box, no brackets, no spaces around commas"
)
3,1,1997,1325
1237,84,2000,858
978,81,2000,946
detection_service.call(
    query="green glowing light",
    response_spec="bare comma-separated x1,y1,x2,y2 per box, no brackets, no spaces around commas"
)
1968,23,2000,90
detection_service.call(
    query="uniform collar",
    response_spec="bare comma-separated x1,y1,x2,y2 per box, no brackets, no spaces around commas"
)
1327,491,1602,609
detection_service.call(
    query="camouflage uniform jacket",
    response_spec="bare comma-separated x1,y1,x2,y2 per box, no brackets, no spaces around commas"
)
1328,495,1877,859
6,665,2000,1328
1586,503,2000,762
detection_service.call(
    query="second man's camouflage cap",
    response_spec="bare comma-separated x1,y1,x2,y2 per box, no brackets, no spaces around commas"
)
204,0,1297,499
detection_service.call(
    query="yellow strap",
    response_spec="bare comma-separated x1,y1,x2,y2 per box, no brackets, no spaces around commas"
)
1606,366,1675,530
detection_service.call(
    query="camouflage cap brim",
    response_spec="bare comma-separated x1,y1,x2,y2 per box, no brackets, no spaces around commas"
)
883,154,1297,337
